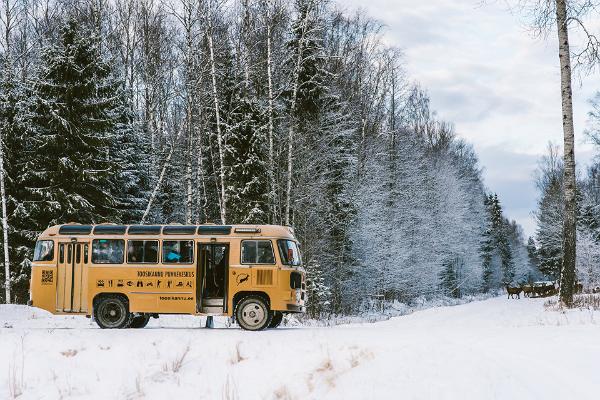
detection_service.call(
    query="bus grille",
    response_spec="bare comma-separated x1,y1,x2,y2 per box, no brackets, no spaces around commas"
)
256,269,273,286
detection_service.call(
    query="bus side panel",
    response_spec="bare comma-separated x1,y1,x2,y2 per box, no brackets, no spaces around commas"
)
228,267,303,314
87,266,196,315
30,265,58,313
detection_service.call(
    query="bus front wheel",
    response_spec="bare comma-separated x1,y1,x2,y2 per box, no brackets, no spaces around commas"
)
235,295,272,331
269,311,283,328
94,295,132,329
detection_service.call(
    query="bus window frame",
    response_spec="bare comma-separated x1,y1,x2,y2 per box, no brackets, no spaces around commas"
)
240,239,276,265
33,240,55,262
126,239,160,265
91,239,125,265
162,240,195,265
277,239,302,267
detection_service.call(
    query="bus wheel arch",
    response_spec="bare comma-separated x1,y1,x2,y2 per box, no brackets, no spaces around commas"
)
233,291,272,331
92,293,133,329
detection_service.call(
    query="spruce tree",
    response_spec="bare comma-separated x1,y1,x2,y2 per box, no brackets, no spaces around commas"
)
24,19,128,228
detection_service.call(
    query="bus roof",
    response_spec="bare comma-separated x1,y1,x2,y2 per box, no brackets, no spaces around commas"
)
38,224,297,240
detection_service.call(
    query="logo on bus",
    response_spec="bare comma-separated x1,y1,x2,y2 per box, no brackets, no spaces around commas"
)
236,273,249,286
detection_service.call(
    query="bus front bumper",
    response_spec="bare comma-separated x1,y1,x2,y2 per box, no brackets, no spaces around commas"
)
286,304,305,313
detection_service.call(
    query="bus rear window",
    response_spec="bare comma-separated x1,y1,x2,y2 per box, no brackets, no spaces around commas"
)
92,239,124,264
277,240,301,266
33,240,54,261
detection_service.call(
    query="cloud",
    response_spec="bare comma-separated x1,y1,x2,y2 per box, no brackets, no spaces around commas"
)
338,0,600,236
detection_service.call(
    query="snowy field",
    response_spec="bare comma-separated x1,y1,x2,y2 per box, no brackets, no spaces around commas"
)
1,297,599,400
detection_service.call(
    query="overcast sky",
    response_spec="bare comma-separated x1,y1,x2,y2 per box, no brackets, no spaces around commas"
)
337,0,600,238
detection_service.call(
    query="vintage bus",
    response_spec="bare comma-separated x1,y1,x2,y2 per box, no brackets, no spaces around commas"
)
29,224,306,331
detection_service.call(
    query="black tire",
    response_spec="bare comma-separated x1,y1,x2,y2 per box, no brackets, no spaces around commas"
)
235,295,272,331
130,314,151,329
269,311,283,329
94,295,132,329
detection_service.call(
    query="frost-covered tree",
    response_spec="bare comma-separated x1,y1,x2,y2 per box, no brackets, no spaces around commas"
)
24,19,128,226
534,144,564,279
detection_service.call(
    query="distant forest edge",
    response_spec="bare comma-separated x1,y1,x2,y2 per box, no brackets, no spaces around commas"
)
0,0,590,315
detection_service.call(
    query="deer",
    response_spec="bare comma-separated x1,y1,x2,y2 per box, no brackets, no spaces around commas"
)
506,285,522,299
521,284,534,298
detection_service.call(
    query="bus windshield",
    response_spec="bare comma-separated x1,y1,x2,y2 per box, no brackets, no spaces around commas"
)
277,240,302,266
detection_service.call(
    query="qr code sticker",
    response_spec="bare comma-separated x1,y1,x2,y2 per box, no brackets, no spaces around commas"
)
41,270,53,285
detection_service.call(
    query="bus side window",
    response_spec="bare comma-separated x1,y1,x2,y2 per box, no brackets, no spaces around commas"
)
241,240,275,264
162,240,194,264
128,240,159,264
76,244,81,263
67,245,72,264
92,239,125,264
59,244,64,263
84,244,89,264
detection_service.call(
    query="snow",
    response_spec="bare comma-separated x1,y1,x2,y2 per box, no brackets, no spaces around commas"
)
1,297,599,399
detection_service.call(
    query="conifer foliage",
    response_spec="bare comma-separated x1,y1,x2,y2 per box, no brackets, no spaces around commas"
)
26,19,126,226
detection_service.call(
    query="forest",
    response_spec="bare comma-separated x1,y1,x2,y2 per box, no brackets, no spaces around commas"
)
0,0,539,315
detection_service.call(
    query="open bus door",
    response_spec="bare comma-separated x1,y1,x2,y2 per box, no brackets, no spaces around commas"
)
197,243,229,314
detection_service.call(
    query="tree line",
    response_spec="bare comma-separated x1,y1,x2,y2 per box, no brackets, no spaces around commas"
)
532,96,600,293
0,0,534,314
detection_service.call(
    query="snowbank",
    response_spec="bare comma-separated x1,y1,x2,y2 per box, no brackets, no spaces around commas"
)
1,296,599,399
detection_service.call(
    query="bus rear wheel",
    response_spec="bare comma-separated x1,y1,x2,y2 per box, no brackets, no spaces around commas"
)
130,314,151,329
269,311,283,328
235,296,272,331
94,295,132,329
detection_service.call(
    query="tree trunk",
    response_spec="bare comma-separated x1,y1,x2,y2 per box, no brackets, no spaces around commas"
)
265,0,277,223
207,15,227,225
0,129,11,304
140,127,182,224
2,0,14,304
555,0,577,307
284,3,310,226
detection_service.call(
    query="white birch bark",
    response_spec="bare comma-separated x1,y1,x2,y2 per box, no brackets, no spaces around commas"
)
0,129,10,304
555,0,577,306
285,1,311,226
196,128,208,223
206,13,227,224
1,0,14,304
140,126,183,223
264,0,277,222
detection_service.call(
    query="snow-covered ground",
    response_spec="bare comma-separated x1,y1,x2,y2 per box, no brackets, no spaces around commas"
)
1,297,599,400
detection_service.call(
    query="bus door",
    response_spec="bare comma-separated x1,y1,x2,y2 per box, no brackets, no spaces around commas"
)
197,243,229,313
56,241,89,313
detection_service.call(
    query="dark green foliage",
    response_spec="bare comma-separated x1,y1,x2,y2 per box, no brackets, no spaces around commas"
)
24,19,124,226
480,193,516,288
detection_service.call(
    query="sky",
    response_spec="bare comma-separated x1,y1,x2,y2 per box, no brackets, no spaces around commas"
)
337,0,600,238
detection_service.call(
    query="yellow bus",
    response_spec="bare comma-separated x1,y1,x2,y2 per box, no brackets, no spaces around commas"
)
29,224,306,330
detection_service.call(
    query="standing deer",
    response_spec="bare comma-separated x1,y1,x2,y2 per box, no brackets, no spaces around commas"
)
522,284,533,298
506,285,522,299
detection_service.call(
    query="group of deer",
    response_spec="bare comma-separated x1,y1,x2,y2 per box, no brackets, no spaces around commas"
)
505,282,584,299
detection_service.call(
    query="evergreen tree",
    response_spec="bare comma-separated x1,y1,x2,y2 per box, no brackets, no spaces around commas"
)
23,19,129,228
535,174,564,278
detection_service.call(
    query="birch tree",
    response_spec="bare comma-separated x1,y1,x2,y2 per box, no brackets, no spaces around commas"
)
0,0,18,303
284,0,312,226
517,0,600,305
205,1,227,224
